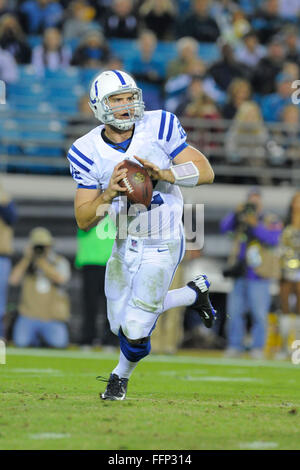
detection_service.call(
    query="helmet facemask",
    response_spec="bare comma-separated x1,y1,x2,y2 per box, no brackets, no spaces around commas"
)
89,87,145,131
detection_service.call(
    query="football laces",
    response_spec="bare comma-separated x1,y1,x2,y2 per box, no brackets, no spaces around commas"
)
122,177,134,194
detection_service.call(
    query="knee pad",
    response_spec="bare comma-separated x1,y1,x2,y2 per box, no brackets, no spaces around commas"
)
118,328,151,362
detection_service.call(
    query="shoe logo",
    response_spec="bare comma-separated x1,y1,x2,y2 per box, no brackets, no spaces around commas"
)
157,248,168,252
202,311,210,319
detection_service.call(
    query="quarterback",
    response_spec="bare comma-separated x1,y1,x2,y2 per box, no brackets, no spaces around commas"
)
67,70,216,400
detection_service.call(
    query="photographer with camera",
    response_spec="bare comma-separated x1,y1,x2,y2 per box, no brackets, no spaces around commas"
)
9,227,71,348
220,188,282,358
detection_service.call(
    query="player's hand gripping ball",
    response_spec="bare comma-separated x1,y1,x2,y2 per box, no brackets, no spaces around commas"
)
119,159,153,207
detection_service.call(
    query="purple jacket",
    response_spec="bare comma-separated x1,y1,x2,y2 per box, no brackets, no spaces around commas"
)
220,211,282,279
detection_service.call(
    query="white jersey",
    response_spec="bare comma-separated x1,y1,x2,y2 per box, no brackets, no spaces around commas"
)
67,110,188,239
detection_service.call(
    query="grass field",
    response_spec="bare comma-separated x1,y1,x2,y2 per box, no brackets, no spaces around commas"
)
1,347,300,450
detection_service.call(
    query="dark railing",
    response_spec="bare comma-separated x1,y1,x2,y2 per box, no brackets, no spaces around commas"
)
1,110,300,185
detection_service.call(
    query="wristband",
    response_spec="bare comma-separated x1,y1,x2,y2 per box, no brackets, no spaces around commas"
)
170,161,199,187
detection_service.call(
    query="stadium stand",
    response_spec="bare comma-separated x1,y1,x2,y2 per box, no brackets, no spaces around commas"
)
1,0,300,347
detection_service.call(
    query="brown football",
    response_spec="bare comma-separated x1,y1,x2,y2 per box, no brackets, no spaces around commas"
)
119,160,153,207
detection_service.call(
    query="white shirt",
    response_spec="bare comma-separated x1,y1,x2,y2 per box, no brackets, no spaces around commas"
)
67,110,188,239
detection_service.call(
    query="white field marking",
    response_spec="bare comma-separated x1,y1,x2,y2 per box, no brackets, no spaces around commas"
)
229,368,252,375
239,441,278,450
159,369,209,376
6,347,300,370
10,368,64,375
183,376,262,383
29,433,71,440
4,369,105,378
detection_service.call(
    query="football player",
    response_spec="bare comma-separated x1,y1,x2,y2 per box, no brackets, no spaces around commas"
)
67,70,217,400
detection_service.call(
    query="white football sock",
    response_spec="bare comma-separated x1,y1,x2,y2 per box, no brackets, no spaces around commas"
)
162,286,197,312
279,314,296,350
112,350,139,379
295,316,300,340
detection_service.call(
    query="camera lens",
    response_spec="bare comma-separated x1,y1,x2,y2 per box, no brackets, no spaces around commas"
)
33,245,45,255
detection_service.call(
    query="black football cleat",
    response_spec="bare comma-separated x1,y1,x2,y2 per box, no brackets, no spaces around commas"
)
187,275,217,328
98,373,128,401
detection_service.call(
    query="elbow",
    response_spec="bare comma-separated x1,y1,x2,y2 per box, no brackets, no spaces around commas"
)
76,219,90,232
206,168,215,184
78,224,90,232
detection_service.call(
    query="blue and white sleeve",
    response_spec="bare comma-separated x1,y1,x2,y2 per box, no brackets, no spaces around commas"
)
67,143,100,189
157,110,188,160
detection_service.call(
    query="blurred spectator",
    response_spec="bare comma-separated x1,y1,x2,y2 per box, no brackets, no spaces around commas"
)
235,30,266,68
129,29,163,79
284,25,300,65
103,0,139,39
63,0,98,42
175,75,221,155
210,0,236,42
277,192,300,358
271,104,300,166
71,29,110,68
176,74,220,120
251,37,285,95
31,27,72,76
278,0,300,19
0,182,17,338
282,61,299,81
9,227,71,348
167,36,206,79
94,0,114,19
222,9,251,45
75,218,116,347
128,30,164,110
104,54,123,70
251,0,284,45
139,0,176,40
221,188,282,358
238,0,262,15
19,0,64,35
164,37,206,111
176,0,220,43
260,72,294,122
224,101,269,173
221,77,252,119
207,41,251,92
0,0,13,19
0,46,18,83
0,14,31,64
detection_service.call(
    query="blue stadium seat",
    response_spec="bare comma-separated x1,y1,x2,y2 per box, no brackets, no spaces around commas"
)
13,117,66,131
0,120,22,155
7,97,55,112
47,97,77,114
27,35,42,49
44,67,80,83
18,65,40,84
198,43,220,63
79,68,99,88
22,128,65,157
109,38,140,64
46,84,85,100
7,82,44,98
65,38,80,52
